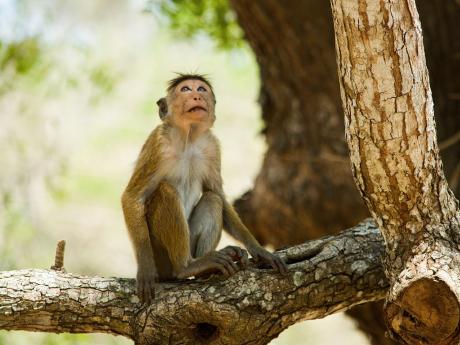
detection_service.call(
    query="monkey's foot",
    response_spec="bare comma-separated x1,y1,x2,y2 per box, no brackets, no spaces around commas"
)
218,246,249,268
177,251,241,279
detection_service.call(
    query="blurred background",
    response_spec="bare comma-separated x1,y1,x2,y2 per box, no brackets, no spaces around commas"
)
0,0,266,274
0,0,396,344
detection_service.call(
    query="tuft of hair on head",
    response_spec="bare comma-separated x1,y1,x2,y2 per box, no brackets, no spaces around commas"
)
167,73,214,93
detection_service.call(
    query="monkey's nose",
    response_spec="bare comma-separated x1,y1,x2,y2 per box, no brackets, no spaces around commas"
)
193,96,201,101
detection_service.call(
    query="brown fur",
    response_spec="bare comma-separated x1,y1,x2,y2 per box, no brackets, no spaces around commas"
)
122,75,287,303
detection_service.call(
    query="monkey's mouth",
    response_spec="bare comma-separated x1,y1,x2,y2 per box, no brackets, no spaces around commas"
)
188,106,207,113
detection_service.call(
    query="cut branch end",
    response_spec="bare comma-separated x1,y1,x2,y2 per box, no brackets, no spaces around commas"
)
50,240,66,271
385,278,460,345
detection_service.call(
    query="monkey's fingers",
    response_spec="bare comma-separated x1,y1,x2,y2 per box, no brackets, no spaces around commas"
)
137,279,145,302
272,255,288,275
179,256,228,279
215,253,239,275
220,246,250,267
136,270,157,304
211,258,232,277
229,246,250,266
264,255,283,275
190,256,231,278
137,281,145,303
143,284,153,304
256,251,288,275
137,279,154,304
237,248,250,267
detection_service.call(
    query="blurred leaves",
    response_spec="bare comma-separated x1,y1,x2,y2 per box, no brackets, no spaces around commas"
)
0,37,50,94
89,63,117,95
0,33,118,272
87,62,118,104
0,2,257,344
0,38,42,74
146,0,245,49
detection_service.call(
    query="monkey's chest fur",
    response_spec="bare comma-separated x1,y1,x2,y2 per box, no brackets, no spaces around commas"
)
160,136,214,219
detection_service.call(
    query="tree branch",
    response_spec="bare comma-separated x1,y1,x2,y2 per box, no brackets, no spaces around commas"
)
0,219,388,344
330,0,460,343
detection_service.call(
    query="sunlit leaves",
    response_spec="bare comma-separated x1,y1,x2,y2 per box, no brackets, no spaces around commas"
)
146,0,245,49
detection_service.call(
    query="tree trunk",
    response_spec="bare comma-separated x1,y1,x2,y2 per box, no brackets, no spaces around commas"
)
417,1,460,194
229,1,460,344
228,1,389,343
230,0,369,247
331,1,460,344
228,0,460,255
0,221,388,345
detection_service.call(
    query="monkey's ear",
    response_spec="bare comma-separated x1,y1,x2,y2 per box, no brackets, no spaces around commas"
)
156,97,168,120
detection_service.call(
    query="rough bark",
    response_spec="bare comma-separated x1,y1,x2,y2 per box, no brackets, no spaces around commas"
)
228,2,460,340
0,220,388,344
228,1,390,343
331,0,460,344
228,0,460,257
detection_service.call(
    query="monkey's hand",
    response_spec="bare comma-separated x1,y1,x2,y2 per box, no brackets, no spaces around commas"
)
177,251,241,279
218,245,250,268
248,246,288,275
136,266,158,304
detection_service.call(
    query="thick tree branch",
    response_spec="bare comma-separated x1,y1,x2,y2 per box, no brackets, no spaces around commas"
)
0,270,136,337
0,219,387,344
331,0,460,343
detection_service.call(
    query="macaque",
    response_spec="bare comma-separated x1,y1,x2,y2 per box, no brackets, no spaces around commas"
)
122,74,287,303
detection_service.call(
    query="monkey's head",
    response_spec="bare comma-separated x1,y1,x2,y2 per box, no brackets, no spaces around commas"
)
157,73,216,131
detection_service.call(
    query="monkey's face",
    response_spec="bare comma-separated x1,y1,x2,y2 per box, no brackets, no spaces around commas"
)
168,79,216,127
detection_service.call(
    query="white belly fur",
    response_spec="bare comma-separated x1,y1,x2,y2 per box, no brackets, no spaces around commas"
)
174,178,202,219
162,137,210,220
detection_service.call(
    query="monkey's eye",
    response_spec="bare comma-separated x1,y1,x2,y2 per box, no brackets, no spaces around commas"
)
197,86,207,92
180,86,191,92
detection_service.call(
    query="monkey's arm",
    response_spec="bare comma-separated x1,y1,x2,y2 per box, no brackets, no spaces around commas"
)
122,191,157,302
121,130,163,303
202,137,287,275
222,200,287,274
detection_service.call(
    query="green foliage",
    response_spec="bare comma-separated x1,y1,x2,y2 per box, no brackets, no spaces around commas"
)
0,37,51,94
0,2,258,344
0,195,37,270
88,63,118,103
0,34,119,272
147,0,245,49
0,37,42,74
